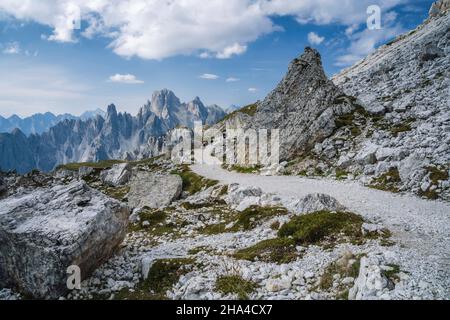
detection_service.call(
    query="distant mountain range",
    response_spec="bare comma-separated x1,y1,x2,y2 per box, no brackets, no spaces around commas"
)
0,109,106,136
0,90,226,173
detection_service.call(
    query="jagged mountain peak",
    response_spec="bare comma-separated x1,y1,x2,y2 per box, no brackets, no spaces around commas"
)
106,104,118,115
294,47,322,66
429,0,450,17
0,88,227,173
285,47,327,84
10,128,25,137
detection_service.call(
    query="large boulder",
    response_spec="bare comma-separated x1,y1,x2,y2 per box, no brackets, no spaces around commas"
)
284,193,346,214
100,163,132,186
225,184,263,210
128,172,182,208
0,181,129,299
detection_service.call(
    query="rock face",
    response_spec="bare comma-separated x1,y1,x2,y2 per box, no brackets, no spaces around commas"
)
349,255,392,300
252,48,355,160
100,163,132,186
212,47,355,161
0,90,226,174
128,173,182,208
0,181,130,299
0,177,6,199
327,9,450,199
429,0,450,17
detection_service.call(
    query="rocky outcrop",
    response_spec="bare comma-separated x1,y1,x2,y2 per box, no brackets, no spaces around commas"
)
252,48,355,161
128,172,182,208
349,255,394,300
284,193,346,214
325,9,450,199
212,48,355,162
0,181,130,299
0,90,226,174
100,163,132,186
429,0,450,17
225,183,345,214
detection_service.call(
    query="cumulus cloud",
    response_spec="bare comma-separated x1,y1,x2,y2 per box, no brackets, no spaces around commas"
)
248,87,258,92
0,0,408,60
307,32,325,45
261,0,406,25
200,73,219,80
216,43,247,59
335,12,405,67
108,74,144,84
226,77,240,82
2,41,20,54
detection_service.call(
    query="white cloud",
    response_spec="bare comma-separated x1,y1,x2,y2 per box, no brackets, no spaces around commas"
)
200,73,219,80
216,43,247,59
335,18,405,67
108,74,144,84
248,87,258,92
199,52,211,59
307,32,325,45
226,77,240,82
2,41,20,54
0,0,408,60
261,0,406,26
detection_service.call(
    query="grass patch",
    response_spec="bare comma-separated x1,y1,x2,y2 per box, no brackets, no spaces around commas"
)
181,199,226,210
215,275,258,300
102,185,130,201
200,205,288,235
56,159,126,171
369,167,401,193
227,164,261,174
200,222,233,235
171,165,218,195
333,96,367,137
221,103,258,122
390,123,412,137
426,166,449,184
230,206,288,231
382,264,401,282
218,185,228,196
270,221,280,230
115,258,195,300
129,207,179,236
233,210,388,264
335,168,349,180
418,165,449,199
278,211,365,245
188,246,214,255
233,238,298,264
318,253,364,299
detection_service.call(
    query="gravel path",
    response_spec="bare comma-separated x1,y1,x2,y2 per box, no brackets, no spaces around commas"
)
191,164,450,296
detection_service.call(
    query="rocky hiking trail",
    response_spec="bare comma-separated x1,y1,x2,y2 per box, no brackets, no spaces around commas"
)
192,164,450,296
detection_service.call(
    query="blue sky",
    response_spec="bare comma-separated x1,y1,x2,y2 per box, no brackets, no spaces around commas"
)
0,0,435,117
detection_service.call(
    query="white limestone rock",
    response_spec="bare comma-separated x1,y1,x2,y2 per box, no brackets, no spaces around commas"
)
128,172,182,209
100,163,132,186
0,181,130,299
284,193,346,214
